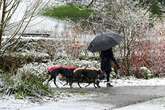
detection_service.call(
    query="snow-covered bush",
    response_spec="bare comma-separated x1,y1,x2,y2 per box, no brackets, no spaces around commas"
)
79,52,100,61
140,67,153,79
53,56,100,68
17,63,52,76
0,62,54,99
110,67,120,79
0,57,100,98
0,52,50,74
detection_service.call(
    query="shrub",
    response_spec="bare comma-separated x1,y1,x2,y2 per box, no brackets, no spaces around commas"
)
0,52,49,74
79,54,99,61
140,67,153,79
0,71,52,99
53,56,100,68
130,39,165,77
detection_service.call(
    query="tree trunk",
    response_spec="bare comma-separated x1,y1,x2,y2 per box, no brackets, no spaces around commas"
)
0,0,6,48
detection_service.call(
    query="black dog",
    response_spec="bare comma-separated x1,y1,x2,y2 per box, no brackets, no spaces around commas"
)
47,65,77,88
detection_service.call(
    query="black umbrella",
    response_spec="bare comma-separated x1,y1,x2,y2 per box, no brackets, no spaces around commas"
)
88,32,123,52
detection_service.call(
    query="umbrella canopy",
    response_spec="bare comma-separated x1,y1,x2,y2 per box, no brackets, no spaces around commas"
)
88,32,123,52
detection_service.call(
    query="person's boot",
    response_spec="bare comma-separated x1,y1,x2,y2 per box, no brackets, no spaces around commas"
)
106,82,113,87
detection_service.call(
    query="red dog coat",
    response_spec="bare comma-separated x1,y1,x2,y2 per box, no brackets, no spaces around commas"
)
47,65,77,72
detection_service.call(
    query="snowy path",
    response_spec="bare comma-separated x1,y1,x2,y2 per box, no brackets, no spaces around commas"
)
2,78,165,110
22,96,112,110
19,85,165,110
114,97,165,110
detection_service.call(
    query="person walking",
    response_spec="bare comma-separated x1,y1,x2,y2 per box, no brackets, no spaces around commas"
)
100,48,119,87
88,32,123,87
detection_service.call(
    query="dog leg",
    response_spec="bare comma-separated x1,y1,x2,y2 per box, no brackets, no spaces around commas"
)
85,83,91,88
63,82,68,86
47,75,53,85
93,82,97,88
95,80,101,88
62,78,69,86
69,82,73,88
68,77,73,88
65,77,73,88
53,77,59,88
78,82,82,88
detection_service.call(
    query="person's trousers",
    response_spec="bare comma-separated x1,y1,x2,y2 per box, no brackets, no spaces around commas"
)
104,70,111,82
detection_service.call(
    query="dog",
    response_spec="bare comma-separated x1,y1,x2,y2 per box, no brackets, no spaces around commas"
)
73,67,105,88
47,65,77,88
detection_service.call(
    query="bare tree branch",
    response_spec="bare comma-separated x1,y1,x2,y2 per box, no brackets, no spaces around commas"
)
0,0,7,48
0,0,51,53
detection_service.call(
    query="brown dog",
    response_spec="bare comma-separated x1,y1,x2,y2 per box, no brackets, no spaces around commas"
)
73,67,105,88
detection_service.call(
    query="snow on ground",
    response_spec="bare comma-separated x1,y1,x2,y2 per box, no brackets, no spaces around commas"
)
22,95,112,110
0,91,112,110
111,77,165,87
48,77,165,88
114,97,165,110
1,77,165,110
0,95,36,110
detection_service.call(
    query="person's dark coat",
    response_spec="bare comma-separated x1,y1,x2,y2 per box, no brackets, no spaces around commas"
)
100,48,118,72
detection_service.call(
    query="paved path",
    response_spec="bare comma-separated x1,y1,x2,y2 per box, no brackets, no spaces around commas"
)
22,86,165,110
